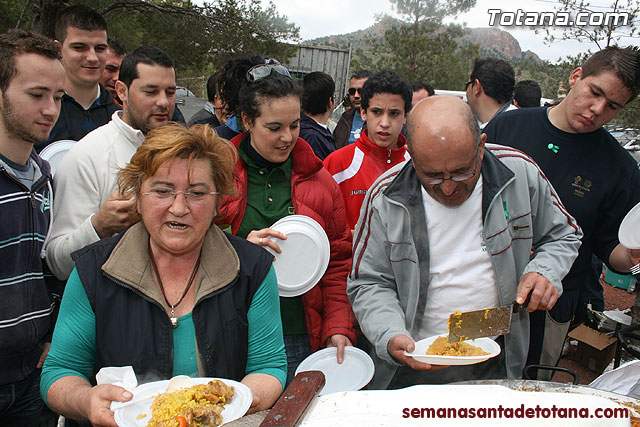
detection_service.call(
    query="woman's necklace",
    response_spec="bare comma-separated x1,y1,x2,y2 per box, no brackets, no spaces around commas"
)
149,248,201,328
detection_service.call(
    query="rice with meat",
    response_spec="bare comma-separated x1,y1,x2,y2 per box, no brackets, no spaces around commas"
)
147,380,234,427
427,336,489,356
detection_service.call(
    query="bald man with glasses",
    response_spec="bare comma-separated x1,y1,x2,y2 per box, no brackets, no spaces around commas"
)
347,96,582,389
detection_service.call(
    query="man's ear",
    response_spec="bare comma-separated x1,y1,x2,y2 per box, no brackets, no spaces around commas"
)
472,79,484,97
115,80,127,103
360,107,367,122
479,133,487,162
568,67,583,89
327,96,334,113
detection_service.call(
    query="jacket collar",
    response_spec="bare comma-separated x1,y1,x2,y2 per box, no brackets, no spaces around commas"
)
0,149,51,189
110,111,146,149
230,131,323,179
102,222,240,306
356,130,407,162
62,83,115,111
385,147,514,218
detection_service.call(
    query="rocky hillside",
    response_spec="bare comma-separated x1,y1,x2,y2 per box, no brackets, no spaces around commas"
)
306,17,541,63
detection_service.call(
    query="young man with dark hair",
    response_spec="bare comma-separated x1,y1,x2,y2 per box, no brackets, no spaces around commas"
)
37,5,118,151
100,37,126,102
324,70,412,230
333,69,372,148
513,80,542,108
0,29,65,425
484,45,640,379
46,46,177,280
466,58,517,128
188,72,226,127
411,81,434,106
300,71,337,160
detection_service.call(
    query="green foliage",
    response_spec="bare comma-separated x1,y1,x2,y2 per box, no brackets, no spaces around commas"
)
0,0,31,33
201,0,299,66
512,53,587,100
390,0,475,24
372,22,478,90
611,97,640,127
0,0,299,75
366,0,478,90
544,0,640,49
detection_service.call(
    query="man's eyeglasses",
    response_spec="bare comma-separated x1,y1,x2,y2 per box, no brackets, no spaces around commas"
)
418,144,481,185
348,87,363,96
465,80,474,90
140,188,219,206
246,63,292,82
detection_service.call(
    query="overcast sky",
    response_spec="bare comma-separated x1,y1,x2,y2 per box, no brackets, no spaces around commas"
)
262,0,638,63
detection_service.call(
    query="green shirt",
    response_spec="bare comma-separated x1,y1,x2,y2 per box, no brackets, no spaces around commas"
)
236,137,307,336
172,312,198,376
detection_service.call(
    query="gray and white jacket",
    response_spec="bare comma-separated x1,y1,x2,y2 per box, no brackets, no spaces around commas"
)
348,144,582,389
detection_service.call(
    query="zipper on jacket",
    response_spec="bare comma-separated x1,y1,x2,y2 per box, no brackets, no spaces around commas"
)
387,150,392,164
1,165,49,278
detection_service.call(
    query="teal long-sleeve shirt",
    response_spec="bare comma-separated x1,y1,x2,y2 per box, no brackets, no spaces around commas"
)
40,266,286,406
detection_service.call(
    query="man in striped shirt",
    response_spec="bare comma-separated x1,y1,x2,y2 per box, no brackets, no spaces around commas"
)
0,30,65,424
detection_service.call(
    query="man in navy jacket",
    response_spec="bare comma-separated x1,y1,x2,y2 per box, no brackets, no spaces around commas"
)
300,72,337,160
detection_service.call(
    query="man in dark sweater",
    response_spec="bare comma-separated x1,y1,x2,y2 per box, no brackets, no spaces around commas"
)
300,72,336,160
36,5,118,152
484,46,640,378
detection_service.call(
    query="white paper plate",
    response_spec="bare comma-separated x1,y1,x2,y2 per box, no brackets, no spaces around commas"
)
39,140,75,177
295,346,374,396
603,309,632,325
619,200,640,249
404,335,501,366
268,215,330,297
113,377,251,426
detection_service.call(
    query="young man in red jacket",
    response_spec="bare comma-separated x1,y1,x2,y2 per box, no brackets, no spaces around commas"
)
324,70,412,230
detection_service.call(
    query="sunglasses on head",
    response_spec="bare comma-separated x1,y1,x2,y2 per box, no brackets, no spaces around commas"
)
246,62,292,82
348,87,363,96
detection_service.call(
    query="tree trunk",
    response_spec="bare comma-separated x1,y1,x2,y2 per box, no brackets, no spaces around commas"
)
31,0,66,38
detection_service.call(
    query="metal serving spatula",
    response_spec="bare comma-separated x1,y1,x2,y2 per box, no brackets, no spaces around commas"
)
447,301,526,343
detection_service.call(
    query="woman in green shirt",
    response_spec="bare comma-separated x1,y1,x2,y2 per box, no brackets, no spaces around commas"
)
216,61,356,385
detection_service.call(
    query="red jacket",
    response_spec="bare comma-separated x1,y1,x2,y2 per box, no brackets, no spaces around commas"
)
216,132,356,351
323,130,410,229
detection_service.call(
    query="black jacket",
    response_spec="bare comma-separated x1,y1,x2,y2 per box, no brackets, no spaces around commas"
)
71,225,273,382
299,113,336,160
36,84,119,152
